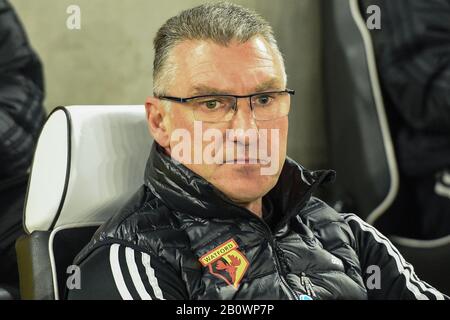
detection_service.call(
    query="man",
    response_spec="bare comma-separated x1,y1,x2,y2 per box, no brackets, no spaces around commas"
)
0,0,46,296
68,2,447,300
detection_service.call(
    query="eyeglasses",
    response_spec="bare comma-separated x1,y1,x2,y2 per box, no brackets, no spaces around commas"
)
156,89,295,122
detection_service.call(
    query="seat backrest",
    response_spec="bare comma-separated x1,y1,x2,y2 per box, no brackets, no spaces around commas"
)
322,0,399,223
17,105,152,299
322,0,450,295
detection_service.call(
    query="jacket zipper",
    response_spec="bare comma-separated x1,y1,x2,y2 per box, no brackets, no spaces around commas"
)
213,178,333,300
271,239,299,300
301,272,317,298
257,218,299,300
250,175,331,300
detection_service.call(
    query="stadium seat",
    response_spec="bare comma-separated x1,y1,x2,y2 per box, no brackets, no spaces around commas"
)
15,105,152,299
323,0,450,294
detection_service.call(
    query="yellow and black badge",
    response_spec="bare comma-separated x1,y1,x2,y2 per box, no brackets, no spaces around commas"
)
199,238,249,289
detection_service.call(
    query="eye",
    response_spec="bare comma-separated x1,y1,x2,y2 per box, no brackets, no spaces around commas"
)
255,94,273,105
204,100,219,109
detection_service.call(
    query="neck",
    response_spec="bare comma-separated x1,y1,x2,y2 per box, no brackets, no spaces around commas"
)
238,198,262,218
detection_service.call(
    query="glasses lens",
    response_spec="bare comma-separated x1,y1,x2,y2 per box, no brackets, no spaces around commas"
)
191,96,235,122
251,91,291,120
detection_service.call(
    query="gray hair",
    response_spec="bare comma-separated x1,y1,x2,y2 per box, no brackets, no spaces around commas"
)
152,1,285,96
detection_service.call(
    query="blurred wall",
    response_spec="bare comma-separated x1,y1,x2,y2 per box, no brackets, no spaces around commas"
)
11,0,327,169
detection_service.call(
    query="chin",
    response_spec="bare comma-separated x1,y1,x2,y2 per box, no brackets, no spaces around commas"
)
212,164,277,202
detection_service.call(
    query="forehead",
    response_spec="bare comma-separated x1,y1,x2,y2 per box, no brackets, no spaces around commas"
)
169,36,286,95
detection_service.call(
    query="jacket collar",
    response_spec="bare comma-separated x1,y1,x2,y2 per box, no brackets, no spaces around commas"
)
145,143,335,225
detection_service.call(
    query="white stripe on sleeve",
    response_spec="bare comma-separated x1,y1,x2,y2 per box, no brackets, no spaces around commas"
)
109,244,133,300
125,247,152,300
142,252,165,300
344,214,445,300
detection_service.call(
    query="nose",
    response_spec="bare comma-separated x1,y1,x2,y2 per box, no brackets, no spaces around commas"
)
228,97,258,146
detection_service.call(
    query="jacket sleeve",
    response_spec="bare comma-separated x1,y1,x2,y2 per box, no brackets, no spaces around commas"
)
0,0,46,178
343,214,449,300
67,244,189,300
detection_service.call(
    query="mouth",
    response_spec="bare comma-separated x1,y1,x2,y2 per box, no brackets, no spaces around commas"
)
223,158,270,165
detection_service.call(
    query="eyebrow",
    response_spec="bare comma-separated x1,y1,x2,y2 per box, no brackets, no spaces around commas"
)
190,85,230,96
189,77,284,96
254,78,284,92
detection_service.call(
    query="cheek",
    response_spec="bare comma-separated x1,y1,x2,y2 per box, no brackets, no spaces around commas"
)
277,118,289,146
264,119,288,178
170,108,194,129
260,118,288,155
279,127,288,156
167,109,196,158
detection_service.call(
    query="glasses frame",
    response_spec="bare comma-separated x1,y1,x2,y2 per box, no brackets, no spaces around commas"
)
157,89,295,104
156,89,295,121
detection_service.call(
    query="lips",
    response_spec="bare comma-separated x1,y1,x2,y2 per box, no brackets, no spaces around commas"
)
224,158,269,164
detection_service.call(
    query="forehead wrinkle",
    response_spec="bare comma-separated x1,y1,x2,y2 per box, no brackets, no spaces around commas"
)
187,58,216,71
190,64,277,83
253,54,277,61
189,75,284,96
180,39,277,69
188,67,219,80
185,64,284,96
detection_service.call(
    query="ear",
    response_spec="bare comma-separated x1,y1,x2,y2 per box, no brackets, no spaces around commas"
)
145,97,171,148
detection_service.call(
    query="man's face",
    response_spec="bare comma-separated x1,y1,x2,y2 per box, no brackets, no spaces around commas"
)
153,36,289,205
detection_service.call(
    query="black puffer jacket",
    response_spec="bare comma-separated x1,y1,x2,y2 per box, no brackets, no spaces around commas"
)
0,0,46,291
69,144,448,300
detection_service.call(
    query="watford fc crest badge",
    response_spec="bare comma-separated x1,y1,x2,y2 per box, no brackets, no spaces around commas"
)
199,239,249,289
